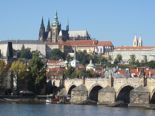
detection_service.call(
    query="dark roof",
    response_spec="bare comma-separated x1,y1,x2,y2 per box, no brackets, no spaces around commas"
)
0,40,44,44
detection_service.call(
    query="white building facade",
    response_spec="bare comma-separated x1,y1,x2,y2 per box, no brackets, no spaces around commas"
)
110,36,155,63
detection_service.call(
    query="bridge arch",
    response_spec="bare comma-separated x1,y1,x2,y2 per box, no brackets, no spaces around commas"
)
88,84,103,102
67,85,76,96
116,85,134,103
150,88,155,104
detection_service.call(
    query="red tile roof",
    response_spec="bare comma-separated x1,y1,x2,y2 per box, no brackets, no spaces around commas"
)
116,46,155,51
63,40,97,47
47,60,63,64
117,70,126,75
97,41,113,46
63,40,113,47
116,68,155,77
46,67,65,76
144,69,155,75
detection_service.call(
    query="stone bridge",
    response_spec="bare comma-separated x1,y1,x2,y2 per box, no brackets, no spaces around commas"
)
52,77,155,106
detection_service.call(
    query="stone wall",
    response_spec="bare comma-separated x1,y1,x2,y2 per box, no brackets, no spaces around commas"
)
70,85,88,104
98,86,116,105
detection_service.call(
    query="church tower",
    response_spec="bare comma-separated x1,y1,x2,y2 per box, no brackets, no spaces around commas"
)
51,12,61,43
39,17,46,41
138,36,143,47
133,35,138,47
66,20,69,31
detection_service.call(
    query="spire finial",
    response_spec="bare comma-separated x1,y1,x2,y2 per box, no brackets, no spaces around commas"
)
54,11,58,20
39,17,45,40
66,19,69,31
41,16,45,27
46,18,50,32
41,16,44,25
53,11,59,25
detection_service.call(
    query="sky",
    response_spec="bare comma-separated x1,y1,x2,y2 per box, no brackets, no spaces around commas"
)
0,0,155,46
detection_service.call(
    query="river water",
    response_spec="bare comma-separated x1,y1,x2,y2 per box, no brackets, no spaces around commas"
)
0,103,155,116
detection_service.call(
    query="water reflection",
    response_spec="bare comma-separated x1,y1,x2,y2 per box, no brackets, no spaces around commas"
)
0,104,155,116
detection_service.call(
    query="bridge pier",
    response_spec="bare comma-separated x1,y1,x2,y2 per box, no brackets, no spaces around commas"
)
129,86,150,107
98,86,116,105
70,84,88,104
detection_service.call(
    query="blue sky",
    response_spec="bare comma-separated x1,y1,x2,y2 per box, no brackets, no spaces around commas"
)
0,0,155,46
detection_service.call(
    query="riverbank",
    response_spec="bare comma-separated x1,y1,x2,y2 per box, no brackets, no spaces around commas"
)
0,96,155,110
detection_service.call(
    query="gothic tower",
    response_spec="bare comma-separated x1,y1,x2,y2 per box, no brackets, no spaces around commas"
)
51,12,61,43
46,19,51,32
133,35,138,47
138,36,143,47
66,20,69,31
39,17,45,41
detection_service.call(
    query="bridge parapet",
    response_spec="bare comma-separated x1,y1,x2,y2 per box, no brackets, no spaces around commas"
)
114,78,143,95
64,79,83,93
84,78,110,94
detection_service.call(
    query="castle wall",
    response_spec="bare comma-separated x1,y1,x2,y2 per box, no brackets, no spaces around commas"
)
0,44,8,57
13,43,46,56
0,43,46,57
111,48,155,63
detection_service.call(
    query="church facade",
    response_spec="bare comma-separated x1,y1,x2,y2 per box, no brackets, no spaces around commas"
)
110,36,155,63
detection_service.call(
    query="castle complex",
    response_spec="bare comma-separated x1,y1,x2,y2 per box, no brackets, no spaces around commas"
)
0,12,155,64
0,12,113,59
38,12,90,43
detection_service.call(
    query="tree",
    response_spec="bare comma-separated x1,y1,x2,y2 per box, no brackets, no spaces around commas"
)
129,55,136,65
0,60,5,87
28,51,46,94
18,45,32,59
0,50,2,58
114,54,122,65
10,60,27,94
0,60,5,76
49,49,65,60
135,60,140,67
146,61,155,68
76,51,91,65
64,67,75,78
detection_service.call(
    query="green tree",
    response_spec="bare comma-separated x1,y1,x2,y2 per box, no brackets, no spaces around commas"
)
129,55,136,65
114,54,122,65
0,60,5,76
28,51,46,94
76,51,91,65
49,49,65,60
146,61,155,68
85,70,96,78
0,60,5,87
0,50,2,58
135,60,140,67
64,67,75,78
18,45,32,59
10,60,27,94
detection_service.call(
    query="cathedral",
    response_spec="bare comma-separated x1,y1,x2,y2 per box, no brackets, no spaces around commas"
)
38,12,90,43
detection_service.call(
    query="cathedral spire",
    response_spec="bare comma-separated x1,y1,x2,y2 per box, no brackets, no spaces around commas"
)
53,11,59,25
66,19,69,31
46,19,50,32
41,17,45,28
39,17,45,41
